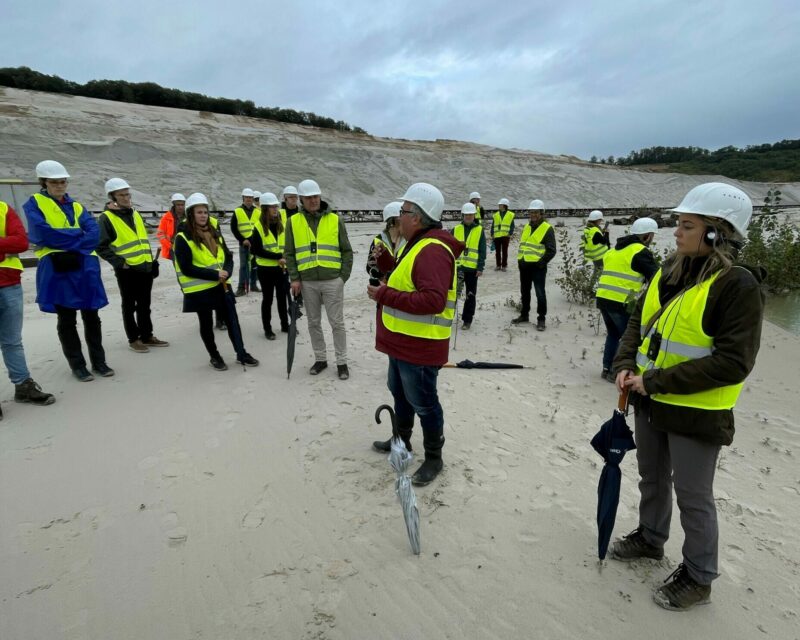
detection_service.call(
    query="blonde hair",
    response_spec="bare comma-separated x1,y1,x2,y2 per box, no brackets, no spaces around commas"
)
663,216,735,285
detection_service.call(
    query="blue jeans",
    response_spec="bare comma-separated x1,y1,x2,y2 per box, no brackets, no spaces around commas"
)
387,356,445,458
599,305,631,371
238,245,258,289
0,285,31,384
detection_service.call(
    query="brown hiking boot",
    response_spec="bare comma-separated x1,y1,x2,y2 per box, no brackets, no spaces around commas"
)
653,564,711,611
609,527,664,561
14,378,56,406
129,339,150,353
142,336,169,347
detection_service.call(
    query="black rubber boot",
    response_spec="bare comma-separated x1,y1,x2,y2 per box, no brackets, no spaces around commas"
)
412,457,443,486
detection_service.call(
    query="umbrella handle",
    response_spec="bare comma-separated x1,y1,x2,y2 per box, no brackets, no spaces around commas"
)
374,404,399,439
618,388,630,413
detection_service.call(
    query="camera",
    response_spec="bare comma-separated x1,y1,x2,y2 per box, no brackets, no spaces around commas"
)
369,267,381,287
647,331,662,362
310,241,317,253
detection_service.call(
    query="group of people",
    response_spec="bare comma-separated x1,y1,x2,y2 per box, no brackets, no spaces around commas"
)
2,165,766,612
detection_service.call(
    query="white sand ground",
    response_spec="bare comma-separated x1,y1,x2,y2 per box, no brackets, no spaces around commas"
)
2,87,800,211
1,219,798,640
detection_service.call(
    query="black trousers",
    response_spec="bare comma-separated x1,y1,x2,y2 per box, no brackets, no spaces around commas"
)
116,269,154,343
460,269,478,323
55,305,106,370
494,236,510,268
519,263,548,321
257,266,289,333
197,297,245,360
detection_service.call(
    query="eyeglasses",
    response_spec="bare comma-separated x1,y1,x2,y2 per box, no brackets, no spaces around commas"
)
399,207,414,216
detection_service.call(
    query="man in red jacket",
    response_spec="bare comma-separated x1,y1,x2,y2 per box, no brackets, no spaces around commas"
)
367,183,463,486
0,201,55,419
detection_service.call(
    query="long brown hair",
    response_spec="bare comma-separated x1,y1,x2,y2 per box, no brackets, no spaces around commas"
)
263,206,284,236
663,216,736,286
186,205,221,253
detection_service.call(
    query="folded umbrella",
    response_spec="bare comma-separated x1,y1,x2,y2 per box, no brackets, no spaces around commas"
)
443,359,524,369
590,389,636,560
287,292,299,379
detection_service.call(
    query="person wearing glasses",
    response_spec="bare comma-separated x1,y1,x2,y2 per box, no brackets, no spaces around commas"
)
23,160,113,381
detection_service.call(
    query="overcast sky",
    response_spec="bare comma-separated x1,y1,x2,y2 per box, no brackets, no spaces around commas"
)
5,0,799,159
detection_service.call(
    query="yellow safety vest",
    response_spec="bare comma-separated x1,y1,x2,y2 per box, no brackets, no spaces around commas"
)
596,243,646,304
582,226,608,261
492,210,515,238
234,206,255,238
372,232,406,258
31,193,97,259
174,232,226,294
101,209,153,266
382,238,457,340
636,269,744,410
453,224,482,269
0,201,24,271
518,221,552,263
290,212,342,271
475,205,483,222
252,214,285,267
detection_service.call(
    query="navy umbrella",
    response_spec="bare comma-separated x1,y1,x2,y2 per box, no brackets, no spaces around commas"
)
590,389,636,560
287,292,299,379
443,359,525,370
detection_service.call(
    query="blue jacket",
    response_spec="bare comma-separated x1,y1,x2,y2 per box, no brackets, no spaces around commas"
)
23,191,108,313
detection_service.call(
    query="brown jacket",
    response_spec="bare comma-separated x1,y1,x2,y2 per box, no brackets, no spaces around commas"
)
613,260,765,445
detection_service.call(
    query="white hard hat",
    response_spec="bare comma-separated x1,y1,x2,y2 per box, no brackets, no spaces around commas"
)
631,217,659,235
171,193,186,202
382,201,402,221
461,203,477,215
185,192,209,210
469,191,481,200
528,199,545,211
298,179,322,197
588,210,603,221
241,188,255,198
282,186,299,197
253,190,262,199
400,183,445,221
259,192,280,206
670,182,752,237
498,198,510,207
104,178,130,194
36,160,70,179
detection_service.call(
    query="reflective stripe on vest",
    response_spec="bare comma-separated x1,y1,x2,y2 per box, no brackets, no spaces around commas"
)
517,222,551,263
31,193,97,259
382,237,457,340
174,232,225,294
492,211,515,238
102,209,153,266
582,226,608,261
453,224,482,269
596,243,646,304
636,269,744,410
234,206,255,238
252,212,285,267
0,202,24,271
291,212,342,271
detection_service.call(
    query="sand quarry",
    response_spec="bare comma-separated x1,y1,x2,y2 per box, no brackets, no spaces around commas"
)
0,88,799,639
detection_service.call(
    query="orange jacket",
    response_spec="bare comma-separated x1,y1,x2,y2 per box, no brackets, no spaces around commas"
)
157,210,179,259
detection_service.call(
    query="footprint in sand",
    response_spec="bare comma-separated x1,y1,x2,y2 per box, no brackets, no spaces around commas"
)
161,512,188,546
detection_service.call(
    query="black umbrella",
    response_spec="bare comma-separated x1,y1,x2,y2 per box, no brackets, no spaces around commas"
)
286,292,299,379
443,359,525,369
590,389,636,560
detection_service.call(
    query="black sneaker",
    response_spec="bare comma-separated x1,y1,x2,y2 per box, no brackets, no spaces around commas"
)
337,364,349,380
14,378,56,405
536,320,546,331
251,283,261,293
210,357,228,371
309,361,328,375
462,322,471,330
412,458,443,486
237,353,260,366
373,438,412,453
265,330,276,341
653,564,711,611
234,287,246,297
92,364,115,377
610,527,664,561
215,321,227,331
511,315,529,324
73,367,94,382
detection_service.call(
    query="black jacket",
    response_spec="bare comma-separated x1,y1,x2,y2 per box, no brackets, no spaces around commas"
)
613,259,766,445
231,205,256,245
249,220,284,262
97,208,154,274
519,221,557,268
174,230,234,313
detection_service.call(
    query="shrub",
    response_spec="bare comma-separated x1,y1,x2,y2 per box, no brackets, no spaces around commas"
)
555,228,596,305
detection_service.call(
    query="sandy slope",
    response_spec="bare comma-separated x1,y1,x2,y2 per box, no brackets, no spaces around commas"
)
0,220,797,640
2,87,799,212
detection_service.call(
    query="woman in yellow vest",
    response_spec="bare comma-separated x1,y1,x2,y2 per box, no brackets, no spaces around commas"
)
610,183,764,611
22,160,113,381
174,193,259,371
250,192,289,340
97,177,169,353
366,201,406,278
581,210,611,273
